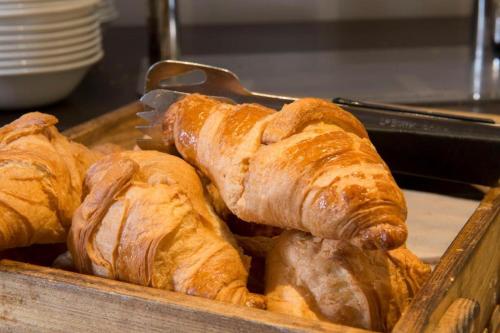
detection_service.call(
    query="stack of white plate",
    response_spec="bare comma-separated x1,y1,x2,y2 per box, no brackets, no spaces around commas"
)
96,0,117,23
0,0,103,109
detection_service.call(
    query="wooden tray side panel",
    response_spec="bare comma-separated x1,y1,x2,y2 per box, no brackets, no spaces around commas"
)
394,188,500,333
63,102,144,148
0,260,370,333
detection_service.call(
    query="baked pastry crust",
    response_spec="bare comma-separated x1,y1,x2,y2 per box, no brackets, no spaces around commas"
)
265,231,430,331
0,112,100,250
162,94,407,250
68,150,265,308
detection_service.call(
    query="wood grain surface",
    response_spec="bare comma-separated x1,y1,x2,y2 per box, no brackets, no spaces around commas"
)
63,101,144,148
488,305,500,333
0,260,368,333
435,298,480,333
394,187,500,333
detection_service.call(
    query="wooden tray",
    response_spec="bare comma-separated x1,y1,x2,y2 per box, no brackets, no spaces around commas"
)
0,102,498,333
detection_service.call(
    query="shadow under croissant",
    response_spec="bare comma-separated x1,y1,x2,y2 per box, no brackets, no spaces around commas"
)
0,243,67,267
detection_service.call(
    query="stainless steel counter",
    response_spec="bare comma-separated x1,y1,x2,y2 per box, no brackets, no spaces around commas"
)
1,19,500,129
186,46,500,105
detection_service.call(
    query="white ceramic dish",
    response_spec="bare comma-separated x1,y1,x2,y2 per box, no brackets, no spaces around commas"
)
0,13,97,34
0,37,100,59
96,0,117,23
0,0,63,2
0,29,99,51
0,22,98,42
0,1,67,10
0,45,101,68
0,49,102,75
0,0,98,24
0,51,103,109
0,0,97,16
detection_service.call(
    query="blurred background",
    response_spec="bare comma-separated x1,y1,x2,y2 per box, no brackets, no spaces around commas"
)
115,1,471,25
130,0,477,105
2,0,500,127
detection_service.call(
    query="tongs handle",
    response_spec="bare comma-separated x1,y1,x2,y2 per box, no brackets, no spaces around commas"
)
333,98,495,124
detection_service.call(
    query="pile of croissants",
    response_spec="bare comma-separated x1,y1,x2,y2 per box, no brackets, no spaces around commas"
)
0,95,431,331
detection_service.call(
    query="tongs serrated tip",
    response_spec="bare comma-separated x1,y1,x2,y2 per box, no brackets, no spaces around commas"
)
137,88,187,147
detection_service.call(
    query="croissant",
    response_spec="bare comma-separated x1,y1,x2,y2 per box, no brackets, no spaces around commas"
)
265,231,430,331
68,150,265,309
0,112,100,251
161,94,407,249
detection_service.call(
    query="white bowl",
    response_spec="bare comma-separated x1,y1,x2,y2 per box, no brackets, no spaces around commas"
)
0,37,100,59
0,22,98,43
0,13,97,34
96,0,117,23
0,0,98,24
0,29,99,51
0,51,102,109
0,1,69,10
0,44,101,68
0,0,64,2
0,0,97,14
0,49,102,75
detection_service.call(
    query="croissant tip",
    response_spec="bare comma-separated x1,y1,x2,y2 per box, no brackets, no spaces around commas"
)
356,223,408,251
245,294,267,310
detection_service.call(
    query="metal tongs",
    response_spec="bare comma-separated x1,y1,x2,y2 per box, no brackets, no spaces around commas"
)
138,60,500,187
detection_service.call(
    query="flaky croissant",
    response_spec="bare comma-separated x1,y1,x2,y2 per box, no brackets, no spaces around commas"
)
265,231,430,331
68,150,265,309
161,94,407,249
0,112,100,251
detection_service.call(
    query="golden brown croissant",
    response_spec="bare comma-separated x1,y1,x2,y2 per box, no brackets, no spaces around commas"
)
161,94,407,250
0,112,100,251
68,150,265,309
265,231,430,331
